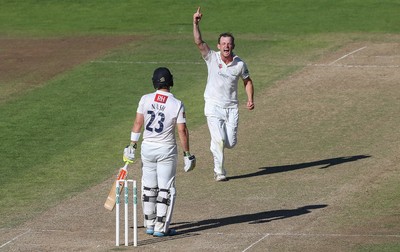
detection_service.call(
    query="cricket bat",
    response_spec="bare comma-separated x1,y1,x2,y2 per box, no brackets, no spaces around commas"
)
104,162,129,211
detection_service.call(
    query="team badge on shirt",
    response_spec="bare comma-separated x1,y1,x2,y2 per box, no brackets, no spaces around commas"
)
155,94,168,103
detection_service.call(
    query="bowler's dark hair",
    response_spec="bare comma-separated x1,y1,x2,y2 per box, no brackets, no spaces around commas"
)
218,32,235,47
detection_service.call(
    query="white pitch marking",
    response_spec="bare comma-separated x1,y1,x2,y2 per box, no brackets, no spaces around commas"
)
242,233,270,252
240,232,400,251
329,46,367,65
357,55,400,58
310,63,399,68
269,232,400,238
91,60,203,65
0,229,31,249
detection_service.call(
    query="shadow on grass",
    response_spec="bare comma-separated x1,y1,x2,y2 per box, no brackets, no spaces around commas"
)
172,204,327,235
229,155,371,180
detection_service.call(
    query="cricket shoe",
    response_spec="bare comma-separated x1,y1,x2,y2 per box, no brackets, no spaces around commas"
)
153,229,177,237
146,226,154,235
214,173,228,182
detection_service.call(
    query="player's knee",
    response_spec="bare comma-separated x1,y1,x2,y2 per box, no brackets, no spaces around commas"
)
157,189,171,207
143,186,158,201
143,186,158,219
210,139,224,152
156,187,176,212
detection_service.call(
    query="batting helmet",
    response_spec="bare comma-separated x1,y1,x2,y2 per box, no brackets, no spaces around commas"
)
152,67,174,89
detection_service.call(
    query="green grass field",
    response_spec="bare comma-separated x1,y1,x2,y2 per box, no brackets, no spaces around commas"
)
1,1,399,251
1,0,399,35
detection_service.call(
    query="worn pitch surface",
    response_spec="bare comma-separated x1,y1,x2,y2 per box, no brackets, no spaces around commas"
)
1,39,400,251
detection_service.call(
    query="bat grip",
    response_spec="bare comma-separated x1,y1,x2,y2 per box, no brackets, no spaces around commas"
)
123,162,130,169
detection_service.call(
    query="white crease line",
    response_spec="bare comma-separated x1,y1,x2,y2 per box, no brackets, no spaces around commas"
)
0,229,31,249
91,60,203,65
329,46,367,65
310,64,399,68
357,55,400,58
241,232,400,251
269,232,400,238
242,233,270,252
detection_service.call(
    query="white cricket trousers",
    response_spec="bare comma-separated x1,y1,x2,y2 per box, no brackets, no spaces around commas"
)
140,142,177,232
140,141,177,191
204,102,239,176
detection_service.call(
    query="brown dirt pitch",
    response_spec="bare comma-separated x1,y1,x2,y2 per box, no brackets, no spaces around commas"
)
0,36,138,103
1,37,400,251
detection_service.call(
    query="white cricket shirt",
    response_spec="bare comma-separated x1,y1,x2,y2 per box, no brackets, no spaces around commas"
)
203,50,250,108
137,90,186,145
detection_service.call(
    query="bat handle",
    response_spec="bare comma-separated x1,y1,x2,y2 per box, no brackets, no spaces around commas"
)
123,162,130,169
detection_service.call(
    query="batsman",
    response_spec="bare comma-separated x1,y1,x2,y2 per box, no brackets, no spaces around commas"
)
123,67,196,237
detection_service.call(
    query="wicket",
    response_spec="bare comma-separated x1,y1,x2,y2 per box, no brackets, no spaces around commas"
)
115,179,138,247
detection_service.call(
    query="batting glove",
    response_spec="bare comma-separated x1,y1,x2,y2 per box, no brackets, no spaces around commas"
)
123,143,137,163
183,152,196,172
